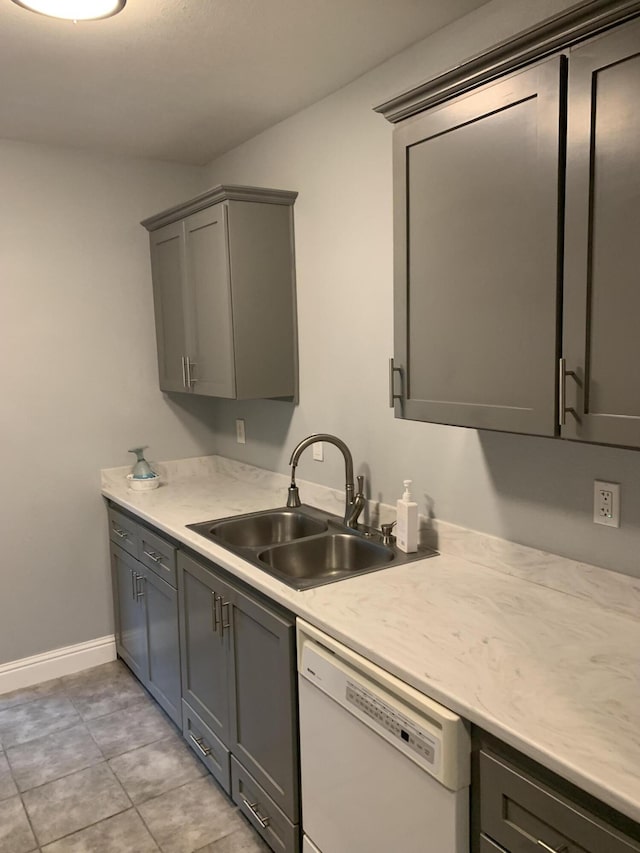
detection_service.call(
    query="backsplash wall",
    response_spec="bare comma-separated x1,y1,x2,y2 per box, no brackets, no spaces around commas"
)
201,0,640,580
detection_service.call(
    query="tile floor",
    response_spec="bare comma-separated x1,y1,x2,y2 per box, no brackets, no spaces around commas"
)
0,661,269,853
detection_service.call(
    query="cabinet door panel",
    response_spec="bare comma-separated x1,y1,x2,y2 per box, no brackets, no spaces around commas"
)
111,547,148,682
394,57,564,435
142,566,181,726
228,588,298,819
150,221,188,393
178,553,231,744
563,18,640,446
185,205,236,398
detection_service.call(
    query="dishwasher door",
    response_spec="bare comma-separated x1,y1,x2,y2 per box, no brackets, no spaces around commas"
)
297,620,470,853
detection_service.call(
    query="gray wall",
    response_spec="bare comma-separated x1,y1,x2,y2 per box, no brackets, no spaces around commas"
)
0,140,217,665
202,0,640,579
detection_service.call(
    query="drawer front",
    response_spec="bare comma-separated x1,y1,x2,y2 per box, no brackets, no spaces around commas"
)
480,835,507,852
480,751,640,853
231,756,299,853
108,507,140,559
139,526,177,587
182,700,230,793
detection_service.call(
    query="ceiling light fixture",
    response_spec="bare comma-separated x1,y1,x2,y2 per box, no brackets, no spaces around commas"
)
11,0,125,21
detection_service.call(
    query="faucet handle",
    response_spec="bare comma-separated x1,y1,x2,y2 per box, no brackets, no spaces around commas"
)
355,475,365,496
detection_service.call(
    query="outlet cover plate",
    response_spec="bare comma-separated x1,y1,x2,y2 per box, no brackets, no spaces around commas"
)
236,419,246,445
593,480,620,527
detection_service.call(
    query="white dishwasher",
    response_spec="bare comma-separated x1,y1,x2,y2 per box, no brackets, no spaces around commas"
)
297,620,470,853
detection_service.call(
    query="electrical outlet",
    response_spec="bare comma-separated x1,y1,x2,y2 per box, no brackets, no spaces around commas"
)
312,442,324,461
593,480,620,527
235,419,246,445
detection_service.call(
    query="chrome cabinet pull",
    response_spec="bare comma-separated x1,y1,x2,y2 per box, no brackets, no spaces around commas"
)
221,601,230,634
389,357,403,408
142,549,161,563
113,526,128,539
130,568,136,600
181,355,187,389
558,358,579,427
189,733,212,757
558,357,567,427
242,797,270,829
537,841,568,853
185,357,196,387
211,591,220,634
135,574,146,600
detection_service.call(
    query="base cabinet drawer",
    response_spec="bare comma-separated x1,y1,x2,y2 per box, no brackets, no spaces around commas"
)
480,750,640,853
108,507,140,559
139,526,177,587
231,756,299,853
182,700,230,794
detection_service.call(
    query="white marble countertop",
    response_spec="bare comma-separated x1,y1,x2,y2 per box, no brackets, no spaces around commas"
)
102,455,640,825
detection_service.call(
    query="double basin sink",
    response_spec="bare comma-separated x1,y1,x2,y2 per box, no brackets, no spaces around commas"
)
188,505,436,590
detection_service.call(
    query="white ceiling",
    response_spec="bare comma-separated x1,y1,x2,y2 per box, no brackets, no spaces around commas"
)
0,0,489,165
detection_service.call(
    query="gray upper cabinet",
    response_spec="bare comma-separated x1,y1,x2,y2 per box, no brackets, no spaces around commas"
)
142,185,298,400
383,8,640,449
391,57,565,435
149,221,188,393
561,18,640,447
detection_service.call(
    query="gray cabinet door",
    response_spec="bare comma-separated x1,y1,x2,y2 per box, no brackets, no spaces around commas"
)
149,221,189,393
562,18,640,447
111,546,148,682
393,57,565,435
184,204,236,398
227,587,298,820
139,565,182,726
178,552,232,745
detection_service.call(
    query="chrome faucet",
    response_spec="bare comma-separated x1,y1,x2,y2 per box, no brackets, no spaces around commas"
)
286,433,366,529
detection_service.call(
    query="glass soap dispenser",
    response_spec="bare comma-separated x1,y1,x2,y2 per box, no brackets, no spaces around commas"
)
128,446,156,479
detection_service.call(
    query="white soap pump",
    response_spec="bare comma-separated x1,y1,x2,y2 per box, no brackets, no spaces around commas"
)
396,480,418,553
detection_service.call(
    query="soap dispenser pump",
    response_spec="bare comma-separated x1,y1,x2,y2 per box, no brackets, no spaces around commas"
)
396,480,418,553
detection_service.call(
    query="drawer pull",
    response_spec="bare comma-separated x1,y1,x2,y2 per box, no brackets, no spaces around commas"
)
189,733,212,757
242,797,270,829
143,549,162,563
537,841,568,853
113,527,128,539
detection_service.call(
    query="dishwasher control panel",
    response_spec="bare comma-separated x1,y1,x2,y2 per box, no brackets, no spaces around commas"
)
346,681,437,765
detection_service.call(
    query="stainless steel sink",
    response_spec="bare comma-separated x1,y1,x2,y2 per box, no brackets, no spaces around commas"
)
187,505,436,590
258,533,394,583
202,509,327,548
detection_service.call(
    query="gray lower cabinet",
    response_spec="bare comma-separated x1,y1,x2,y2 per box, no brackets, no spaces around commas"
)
561,17,640,447
111,546,148,683
231,756,299,853
142,184,298,401
109,507,182,727
479,749,640,853
178,551,299,850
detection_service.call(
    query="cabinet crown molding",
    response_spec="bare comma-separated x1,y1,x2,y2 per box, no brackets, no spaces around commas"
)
142,184,298,232
374,0,640,122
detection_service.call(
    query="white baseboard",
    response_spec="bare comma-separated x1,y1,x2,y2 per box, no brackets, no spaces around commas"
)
0,635,117,696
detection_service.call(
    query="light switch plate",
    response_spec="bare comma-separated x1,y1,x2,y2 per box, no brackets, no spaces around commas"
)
312,442,323,461
593,480,620,527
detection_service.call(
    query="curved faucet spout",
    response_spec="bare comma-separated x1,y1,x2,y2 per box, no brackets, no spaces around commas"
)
286,433,364,528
